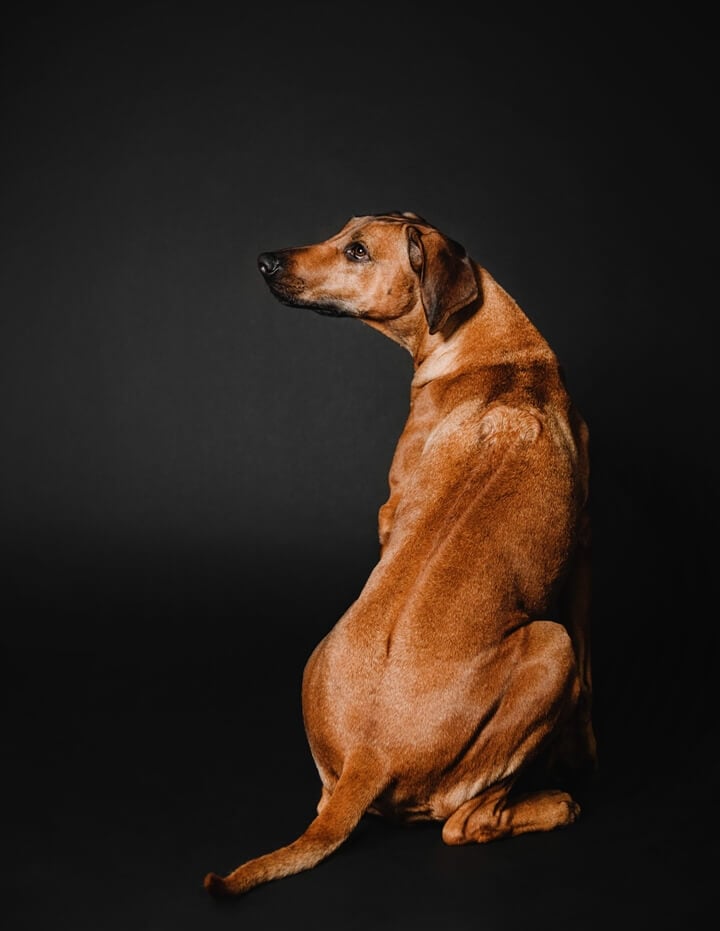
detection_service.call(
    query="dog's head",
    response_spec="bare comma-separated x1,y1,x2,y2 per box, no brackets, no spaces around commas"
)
257,212,479,338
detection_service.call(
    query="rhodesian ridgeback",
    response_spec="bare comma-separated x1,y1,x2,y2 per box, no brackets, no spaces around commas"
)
204,211,597,896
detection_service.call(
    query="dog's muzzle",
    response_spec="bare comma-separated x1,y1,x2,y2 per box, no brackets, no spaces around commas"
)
256,248,347,316
258,252,281,277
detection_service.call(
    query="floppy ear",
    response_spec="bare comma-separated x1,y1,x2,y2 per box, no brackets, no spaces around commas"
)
406,226,479,334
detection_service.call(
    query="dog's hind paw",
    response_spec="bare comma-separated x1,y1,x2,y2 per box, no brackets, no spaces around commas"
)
565,797,581,823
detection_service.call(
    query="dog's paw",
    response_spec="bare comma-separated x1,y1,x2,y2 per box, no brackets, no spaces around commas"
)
554,791,581,825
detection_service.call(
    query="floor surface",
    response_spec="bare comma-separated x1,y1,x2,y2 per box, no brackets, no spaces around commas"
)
4,544,716,931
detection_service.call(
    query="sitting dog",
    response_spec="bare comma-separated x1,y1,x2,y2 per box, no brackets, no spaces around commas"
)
204,211,597,896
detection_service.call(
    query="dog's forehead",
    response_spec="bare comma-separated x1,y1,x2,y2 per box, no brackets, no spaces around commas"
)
334,213,431,242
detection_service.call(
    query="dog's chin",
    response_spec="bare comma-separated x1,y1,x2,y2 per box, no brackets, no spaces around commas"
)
266,287,356,318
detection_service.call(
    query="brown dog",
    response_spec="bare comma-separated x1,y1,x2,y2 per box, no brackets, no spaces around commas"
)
204,211,597,897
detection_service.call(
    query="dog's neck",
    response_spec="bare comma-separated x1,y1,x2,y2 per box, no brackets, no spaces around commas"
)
410,266,556,389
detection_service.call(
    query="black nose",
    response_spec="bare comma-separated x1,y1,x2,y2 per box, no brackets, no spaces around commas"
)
258,252,281,277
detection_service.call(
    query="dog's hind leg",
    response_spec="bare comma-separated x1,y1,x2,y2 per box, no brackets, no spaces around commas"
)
441,784,580,845
441,619,581,846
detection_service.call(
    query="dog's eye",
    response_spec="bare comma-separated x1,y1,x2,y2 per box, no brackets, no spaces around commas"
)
344,241,370,262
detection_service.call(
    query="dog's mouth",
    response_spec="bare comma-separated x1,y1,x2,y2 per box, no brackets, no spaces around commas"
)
264,277,356,318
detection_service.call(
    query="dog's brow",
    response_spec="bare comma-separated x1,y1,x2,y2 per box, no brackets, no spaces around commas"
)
343,217,410,240
340,219,379,239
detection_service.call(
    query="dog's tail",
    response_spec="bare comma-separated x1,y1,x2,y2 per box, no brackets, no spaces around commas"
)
203,754,387,897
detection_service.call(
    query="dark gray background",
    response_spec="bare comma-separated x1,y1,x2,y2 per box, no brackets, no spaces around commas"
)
2,6,716,929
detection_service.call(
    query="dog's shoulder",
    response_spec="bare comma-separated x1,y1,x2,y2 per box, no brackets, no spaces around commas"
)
476,404,543,445
424,400,543,459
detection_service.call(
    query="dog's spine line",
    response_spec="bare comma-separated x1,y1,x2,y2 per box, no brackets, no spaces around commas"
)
203,755,386,896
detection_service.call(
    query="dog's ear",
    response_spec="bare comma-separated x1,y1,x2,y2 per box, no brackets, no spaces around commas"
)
406,226,479,334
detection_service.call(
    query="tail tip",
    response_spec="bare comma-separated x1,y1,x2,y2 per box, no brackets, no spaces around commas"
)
204,871,231,897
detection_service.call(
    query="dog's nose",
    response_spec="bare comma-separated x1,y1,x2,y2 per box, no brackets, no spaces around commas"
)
258,252,281,277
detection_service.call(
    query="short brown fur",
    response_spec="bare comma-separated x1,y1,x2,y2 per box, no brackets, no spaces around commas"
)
204,212,597,897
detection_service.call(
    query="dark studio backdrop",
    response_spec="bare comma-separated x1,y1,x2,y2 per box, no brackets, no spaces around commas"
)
2,6,716,930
